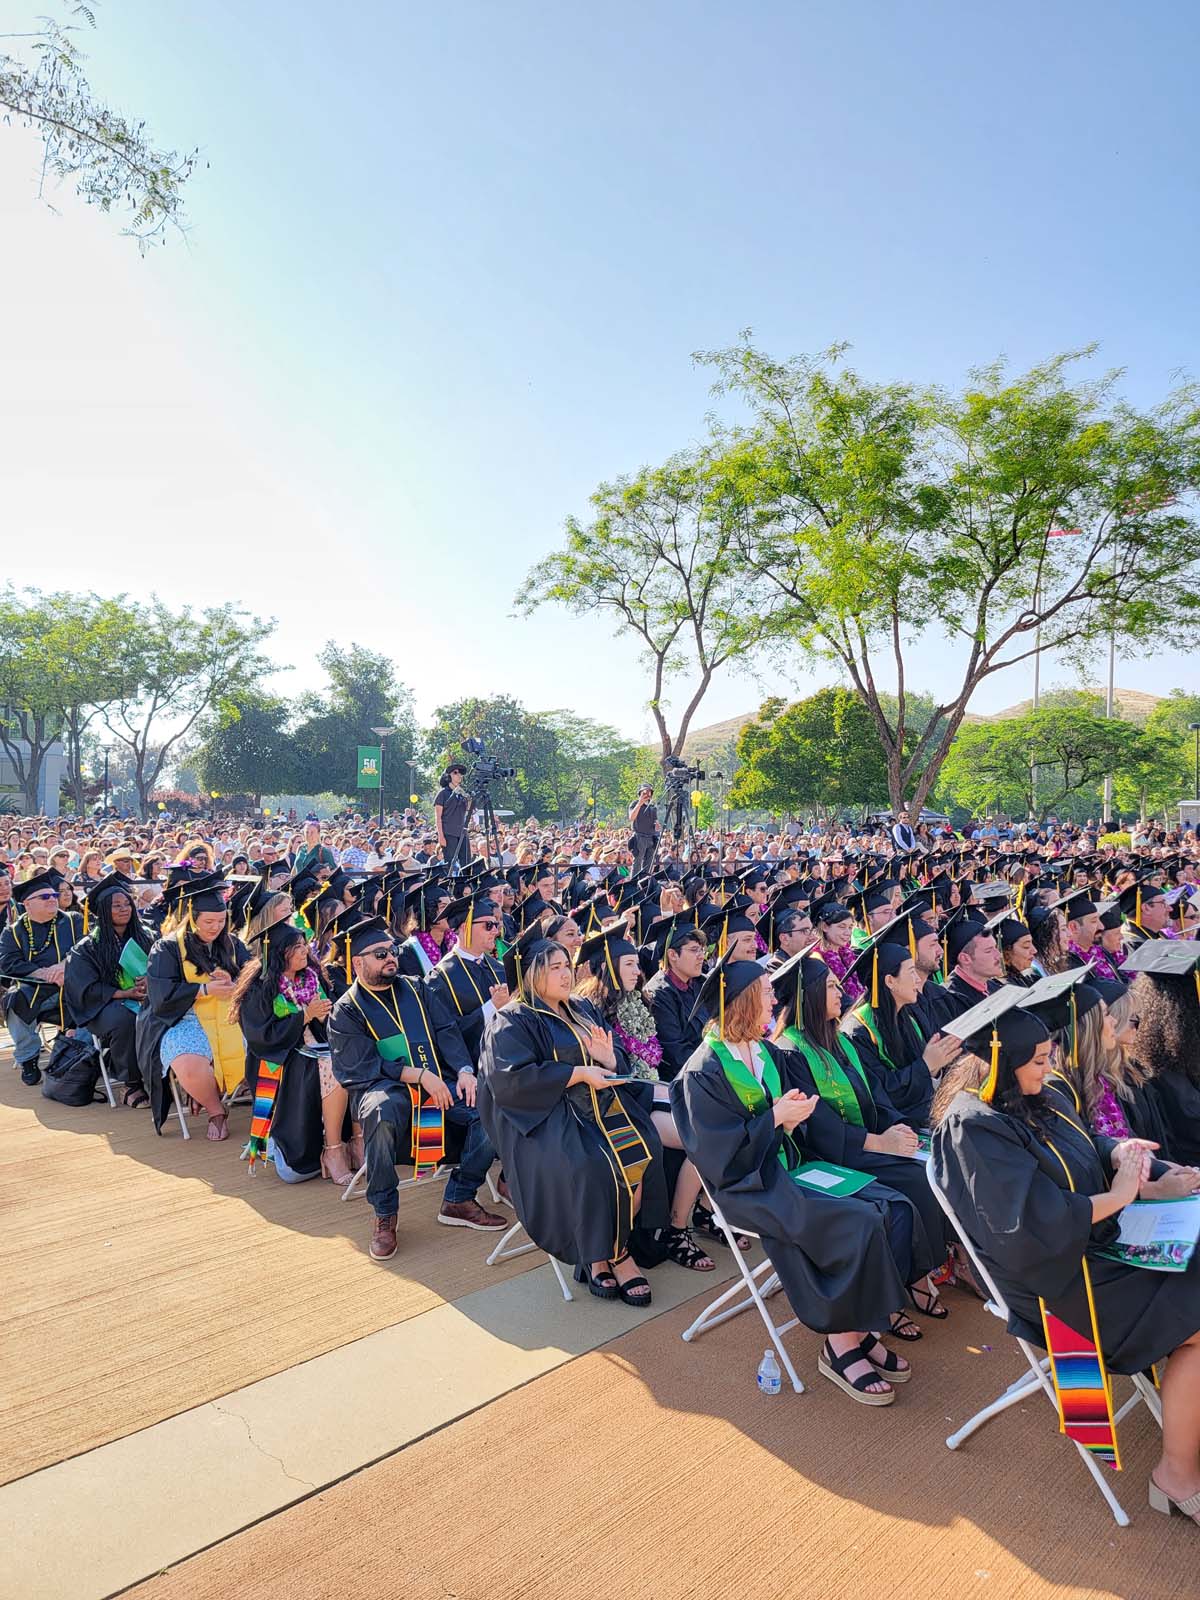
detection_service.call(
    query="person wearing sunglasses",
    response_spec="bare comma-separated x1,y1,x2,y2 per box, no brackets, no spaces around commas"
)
329,914,505,1259
0,869,84,1085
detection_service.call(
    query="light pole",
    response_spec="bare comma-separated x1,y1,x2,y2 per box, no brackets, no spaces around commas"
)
102,744,115,816
1190,723,1200,802
370,726,397,830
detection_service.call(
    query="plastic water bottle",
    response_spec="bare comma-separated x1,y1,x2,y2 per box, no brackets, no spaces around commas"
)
756,1349,781,1394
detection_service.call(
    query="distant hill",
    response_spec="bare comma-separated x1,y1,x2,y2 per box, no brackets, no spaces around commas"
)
975,687,1162,723
655,686,1163,766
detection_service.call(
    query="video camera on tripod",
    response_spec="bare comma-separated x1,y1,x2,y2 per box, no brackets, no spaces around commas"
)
663,753,706,789
459,737,512,871
660,754,706,841
461,736,515,785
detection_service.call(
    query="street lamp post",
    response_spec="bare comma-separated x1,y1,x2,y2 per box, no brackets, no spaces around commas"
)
1190,723,1200,802
102,744,116,816
370,726,397,831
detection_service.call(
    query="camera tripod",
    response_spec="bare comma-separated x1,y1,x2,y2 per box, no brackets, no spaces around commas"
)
464,780,504,872
660,780,697,845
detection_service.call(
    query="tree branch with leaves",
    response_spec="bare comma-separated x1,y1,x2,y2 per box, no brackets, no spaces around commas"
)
0,3,199,246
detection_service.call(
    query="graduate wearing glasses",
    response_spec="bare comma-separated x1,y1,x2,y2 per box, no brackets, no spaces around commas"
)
328,915,506,1260
0,869,83,1085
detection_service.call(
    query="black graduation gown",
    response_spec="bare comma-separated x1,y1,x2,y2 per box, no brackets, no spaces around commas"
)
922,972,1001,1030
843,1004,934,1128
477,997,667,1266
0,910,82,1025
670,1042,911,1334
1145,1070,1200,1168
774,1036,945,1270
643,969,709,1082
136,933,252,1133
63,931,150,1029
931,1088,1200,1372
427,948,506,1063
237,980,332,1178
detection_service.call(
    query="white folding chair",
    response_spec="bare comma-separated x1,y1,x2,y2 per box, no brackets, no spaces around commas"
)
485,1217,573,1301
94,1039,118,1108
927,1164,1161,1528
341,1157,504,1204
679,1186,804,1394
168,1070,191,1140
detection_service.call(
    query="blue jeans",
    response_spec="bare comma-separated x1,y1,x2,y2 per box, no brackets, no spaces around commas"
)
357,1082,496,1218
7,1009,43,1065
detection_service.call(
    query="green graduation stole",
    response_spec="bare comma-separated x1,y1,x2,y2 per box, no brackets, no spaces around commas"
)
780,1026,869,1127
350,979,446,1175
241,984,330,1170
711,1038,801,1173
851,1004,924,1070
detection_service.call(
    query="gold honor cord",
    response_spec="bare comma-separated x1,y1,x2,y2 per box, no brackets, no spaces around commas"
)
19,914,66,1029
438,951,504,1016
525,997,652,1259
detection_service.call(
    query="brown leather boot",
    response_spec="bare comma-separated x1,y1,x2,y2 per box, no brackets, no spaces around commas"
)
369,1213,398,1260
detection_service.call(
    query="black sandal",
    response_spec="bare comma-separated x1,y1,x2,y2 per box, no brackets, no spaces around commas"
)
887,1311,923,1341
122,1086,150,1109
692,1203,752,1252
610,1250,652,1308
660,1225,716,1272
574,1263,619,1300
858,1336,912,1383
818,1339,895,1406
911,1282,949,1319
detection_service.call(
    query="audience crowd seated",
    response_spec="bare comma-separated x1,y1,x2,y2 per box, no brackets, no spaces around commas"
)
2,800,1199,1502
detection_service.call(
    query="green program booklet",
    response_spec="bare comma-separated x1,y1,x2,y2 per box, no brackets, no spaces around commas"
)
791,1161,875,1199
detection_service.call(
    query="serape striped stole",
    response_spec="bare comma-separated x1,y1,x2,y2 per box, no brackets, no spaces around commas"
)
1040,1125,1121,1471
350,979,446,1176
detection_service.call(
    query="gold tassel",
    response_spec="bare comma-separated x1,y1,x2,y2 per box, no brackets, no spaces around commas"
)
1135,885,1142,926
871,948,879,1009
981,1029,1001,1103
718,968,725,1038
345,938,351,983
83,903,89,935
907,921,916,961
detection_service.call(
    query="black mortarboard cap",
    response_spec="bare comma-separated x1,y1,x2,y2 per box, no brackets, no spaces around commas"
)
690,951,764,1032
1120,938,1200,978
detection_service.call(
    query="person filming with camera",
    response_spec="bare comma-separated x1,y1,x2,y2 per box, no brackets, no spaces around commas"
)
628,784,659,876
434,764,472,868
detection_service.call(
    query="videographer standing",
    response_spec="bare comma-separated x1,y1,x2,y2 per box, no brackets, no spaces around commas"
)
435,764,472,868
628,784,659,876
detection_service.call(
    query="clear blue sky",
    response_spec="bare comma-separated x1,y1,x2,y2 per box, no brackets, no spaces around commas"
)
3,0,1197,742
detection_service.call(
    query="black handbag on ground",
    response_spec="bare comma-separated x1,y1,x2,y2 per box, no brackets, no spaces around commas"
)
40,1033,104,1106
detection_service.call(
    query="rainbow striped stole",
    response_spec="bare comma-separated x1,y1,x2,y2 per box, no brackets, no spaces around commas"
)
408,1088,445,1176
242,1059,284,1171
1039,1306,1120,1469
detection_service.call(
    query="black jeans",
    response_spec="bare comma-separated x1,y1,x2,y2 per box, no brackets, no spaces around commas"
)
631,832,658,876
442,833,469,868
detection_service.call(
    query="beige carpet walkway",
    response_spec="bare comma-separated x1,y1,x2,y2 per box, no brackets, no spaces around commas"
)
131,1292,1195,1600
0,1062,538,1484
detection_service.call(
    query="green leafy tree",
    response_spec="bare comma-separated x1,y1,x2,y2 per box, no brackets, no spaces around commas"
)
698,338,1200,811
101,601,274,817
422,695,560,820
729,689,890,817
0,4,198,247
940,705,1160,820
291,646,416,804
534,711,639,821
520,449,773,766
193,694,296,805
